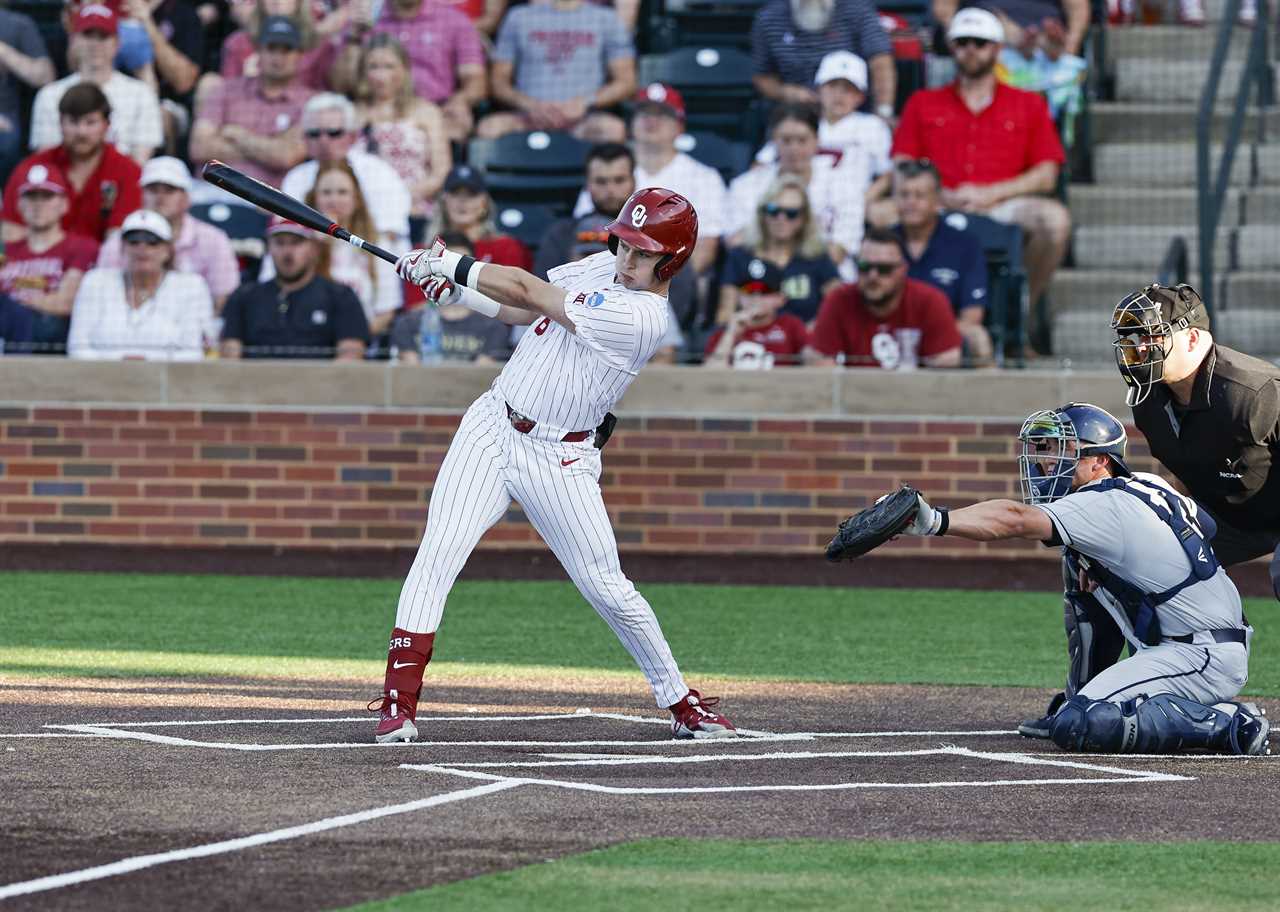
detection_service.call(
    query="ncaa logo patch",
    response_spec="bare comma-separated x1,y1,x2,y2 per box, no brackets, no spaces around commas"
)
587,292,605,308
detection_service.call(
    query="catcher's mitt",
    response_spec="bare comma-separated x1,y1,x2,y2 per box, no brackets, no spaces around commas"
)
825,485,922,561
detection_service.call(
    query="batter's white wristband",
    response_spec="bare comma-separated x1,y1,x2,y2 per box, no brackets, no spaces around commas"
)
458,285,501,318
439,249,488,290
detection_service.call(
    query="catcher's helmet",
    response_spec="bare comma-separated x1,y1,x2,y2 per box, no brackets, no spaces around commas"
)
604,187,698,282
1111,283,1210,407
1018,402,1132,505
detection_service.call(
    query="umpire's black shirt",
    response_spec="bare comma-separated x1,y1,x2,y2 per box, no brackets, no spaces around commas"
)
221,276,370,359
1132,344,1280,531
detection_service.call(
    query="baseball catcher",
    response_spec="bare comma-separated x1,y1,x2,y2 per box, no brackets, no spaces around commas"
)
828,402,1270,756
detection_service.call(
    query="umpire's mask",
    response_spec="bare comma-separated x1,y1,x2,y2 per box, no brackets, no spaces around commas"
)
1018,409,1078,505
1111,284,1207,407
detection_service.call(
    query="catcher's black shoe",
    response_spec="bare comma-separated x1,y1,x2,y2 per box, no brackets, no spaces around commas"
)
1018,691,1066,739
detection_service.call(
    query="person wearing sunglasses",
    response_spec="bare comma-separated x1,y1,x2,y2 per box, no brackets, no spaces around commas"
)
892,8,1069,352
717,174,839,326
932,0,1089,59
68,208,213,360
189,15,311,192
805,226,961,369
279,93,411,250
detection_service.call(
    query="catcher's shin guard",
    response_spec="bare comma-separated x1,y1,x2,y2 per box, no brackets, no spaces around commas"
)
1064,590,1125,697
1049,693,1249,754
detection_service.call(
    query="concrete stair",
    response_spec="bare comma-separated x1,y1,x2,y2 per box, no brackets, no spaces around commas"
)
1052,19,1280,362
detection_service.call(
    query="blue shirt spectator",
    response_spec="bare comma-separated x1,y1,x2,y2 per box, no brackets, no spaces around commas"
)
0,292,35,352
721,245,839,325
894,159,993,365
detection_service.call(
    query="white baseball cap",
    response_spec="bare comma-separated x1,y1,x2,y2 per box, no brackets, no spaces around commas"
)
813,51,868,93
120,209,173,243
948,7,1005,43
140,156,192,192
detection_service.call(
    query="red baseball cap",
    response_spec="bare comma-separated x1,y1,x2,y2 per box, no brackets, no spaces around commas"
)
634,83,686,120
72,3,119,34
267,215,312,238
17,162,71,196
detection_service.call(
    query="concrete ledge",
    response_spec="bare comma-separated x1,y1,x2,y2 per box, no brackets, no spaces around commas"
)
0,358,1135,420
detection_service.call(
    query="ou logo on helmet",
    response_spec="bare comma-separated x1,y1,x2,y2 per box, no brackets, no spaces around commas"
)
630,204,648,228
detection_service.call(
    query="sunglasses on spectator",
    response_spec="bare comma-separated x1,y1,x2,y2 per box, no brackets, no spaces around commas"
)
123,232,165,246
305,128,347,139
895,158,937,178
952,37,993,48
857,260,902,276
762,203,804,219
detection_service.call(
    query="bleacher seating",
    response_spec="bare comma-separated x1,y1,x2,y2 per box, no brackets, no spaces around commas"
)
494,202,560,253
674,131,752,184
637,47,760,141
466,131,591,213
941,211,1028,366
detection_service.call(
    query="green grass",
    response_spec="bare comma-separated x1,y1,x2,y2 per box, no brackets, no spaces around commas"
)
346,838,1280,911
2,571,1277,694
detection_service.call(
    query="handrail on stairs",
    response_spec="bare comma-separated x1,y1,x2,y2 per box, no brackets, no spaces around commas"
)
1157,235,1190,286
1196,0,1275,326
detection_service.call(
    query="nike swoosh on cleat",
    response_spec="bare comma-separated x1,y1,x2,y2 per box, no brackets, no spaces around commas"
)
391,661,419,669
561,458,580,466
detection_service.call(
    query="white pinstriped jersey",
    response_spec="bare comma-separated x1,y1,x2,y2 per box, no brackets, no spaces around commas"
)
494,250,669,432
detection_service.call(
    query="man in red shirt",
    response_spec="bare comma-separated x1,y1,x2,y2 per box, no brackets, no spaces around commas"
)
2,82,141,244
805,226,962,369
891,7,1069,330
0,161,100,353
704,258,808,368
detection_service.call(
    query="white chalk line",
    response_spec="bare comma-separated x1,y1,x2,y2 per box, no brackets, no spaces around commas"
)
68,712,598,728
0,779,522,903
436,748,961,769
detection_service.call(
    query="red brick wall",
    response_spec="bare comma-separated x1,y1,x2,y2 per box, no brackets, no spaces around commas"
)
0,406,1158,557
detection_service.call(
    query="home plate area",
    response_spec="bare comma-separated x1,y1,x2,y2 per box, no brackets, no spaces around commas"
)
49,709,1194,791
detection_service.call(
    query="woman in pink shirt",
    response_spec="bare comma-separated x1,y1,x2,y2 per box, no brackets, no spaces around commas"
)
354,34,451,223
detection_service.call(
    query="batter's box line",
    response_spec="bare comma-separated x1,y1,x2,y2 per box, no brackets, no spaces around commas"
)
401,744,1194,795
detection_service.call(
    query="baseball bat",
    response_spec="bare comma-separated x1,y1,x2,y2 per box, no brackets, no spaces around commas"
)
199,160,400,266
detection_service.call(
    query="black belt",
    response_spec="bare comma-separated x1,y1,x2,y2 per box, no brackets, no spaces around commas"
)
505,404,593,442
1169,628,1247,645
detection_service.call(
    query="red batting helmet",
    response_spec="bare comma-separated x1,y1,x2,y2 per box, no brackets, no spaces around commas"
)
604,187,698,282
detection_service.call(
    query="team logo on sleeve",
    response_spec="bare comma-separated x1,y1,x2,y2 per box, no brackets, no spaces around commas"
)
587,292,605,308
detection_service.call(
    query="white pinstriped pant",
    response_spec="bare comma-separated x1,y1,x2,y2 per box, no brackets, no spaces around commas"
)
395,389,689,707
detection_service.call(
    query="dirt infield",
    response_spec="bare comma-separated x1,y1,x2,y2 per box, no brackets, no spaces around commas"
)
1,674,1276,910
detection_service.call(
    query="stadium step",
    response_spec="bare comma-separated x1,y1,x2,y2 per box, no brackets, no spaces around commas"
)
1222,270,1280,307
1236,224,1280,268
1115,58,1276,103
1049,269,1155,314
1050,311,1121,366
1065,185,1234,226
1089,142,1280,186
1072,225,1229,269
1090,102,1274,143
1212,306,1280,360
1105,24,1272,61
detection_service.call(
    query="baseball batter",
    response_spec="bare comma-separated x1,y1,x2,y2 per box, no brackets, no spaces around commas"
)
370,188,737,744
857,403,1269,755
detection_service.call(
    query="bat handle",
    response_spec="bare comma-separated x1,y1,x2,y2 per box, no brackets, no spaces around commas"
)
332,227,400,267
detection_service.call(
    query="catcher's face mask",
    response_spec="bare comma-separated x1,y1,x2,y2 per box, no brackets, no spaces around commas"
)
1111,289,1179,407
1018,409,1079,505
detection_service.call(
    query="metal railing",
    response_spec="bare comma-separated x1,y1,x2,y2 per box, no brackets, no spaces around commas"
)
1196,0,1275,323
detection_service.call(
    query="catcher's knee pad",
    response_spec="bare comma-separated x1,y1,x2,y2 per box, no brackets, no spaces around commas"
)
1064,592,1125,696
1051,693,1236,754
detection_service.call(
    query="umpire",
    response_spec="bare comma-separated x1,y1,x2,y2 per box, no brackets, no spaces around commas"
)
1020,282,1278,739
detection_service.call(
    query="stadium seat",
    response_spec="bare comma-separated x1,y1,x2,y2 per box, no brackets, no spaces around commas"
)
190,202,268,283
637,47,760,140
673,132,751,184
646,0,768,53
494,202,559,254
940,211,1028,366
467,131,590,212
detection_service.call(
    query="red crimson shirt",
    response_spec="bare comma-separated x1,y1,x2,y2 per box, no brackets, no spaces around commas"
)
0,234,100,306
705,313,809,367
1,145,142,242
808,278,963,369
891,81,1064,188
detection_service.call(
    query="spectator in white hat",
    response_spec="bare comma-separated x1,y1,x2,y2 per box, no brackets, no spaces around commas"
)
96,156,241,313
932,0,1089,56
68,208,214,360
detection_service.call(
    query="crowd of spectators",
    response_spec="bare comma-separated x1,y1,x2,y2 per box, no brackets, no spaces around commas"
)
0,0,1136,368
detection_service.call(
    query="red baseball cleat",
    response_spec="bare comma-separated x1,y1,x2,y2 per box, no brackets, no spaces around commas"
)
370,687,419,743
669,689,737,739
